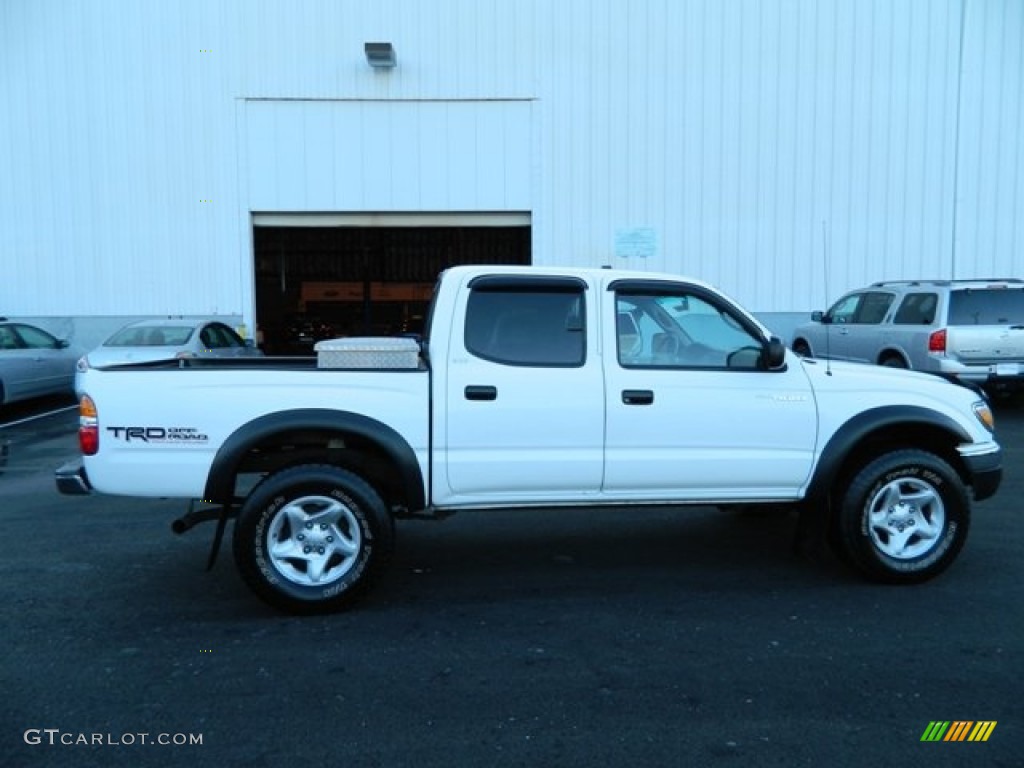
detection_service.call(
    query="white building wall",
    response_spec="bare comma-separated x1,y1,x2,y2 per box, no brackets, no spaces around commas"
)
0,0,1022,329
531,0,967,312
955,0,1024,279
241,99,532,212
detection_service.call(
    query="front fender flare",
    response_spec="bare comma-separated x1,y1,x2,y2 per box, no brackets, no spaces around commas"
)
805,405,971,504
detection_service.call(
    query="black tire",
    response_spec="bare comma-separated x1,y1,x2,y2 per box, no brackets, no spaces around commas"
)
836,450,969,584
232,464,394,614
792,340,812,358
880,355,907,368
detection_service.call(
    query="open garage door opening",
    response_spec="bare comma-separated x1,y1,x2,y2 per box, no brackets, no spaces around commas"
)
253,214,531,355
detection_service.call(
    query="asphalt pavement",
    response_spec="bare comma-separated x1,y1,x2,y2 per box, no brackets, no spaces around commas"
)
1,396,1021,767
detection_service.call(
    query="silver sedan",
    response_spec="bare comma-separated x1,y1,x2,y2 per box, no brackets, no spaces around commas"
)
0,321,83,406
76,318,263,392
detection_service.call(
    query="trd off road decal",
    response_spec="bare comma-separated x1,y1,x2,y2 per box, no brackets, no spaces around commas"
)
106,427,209,444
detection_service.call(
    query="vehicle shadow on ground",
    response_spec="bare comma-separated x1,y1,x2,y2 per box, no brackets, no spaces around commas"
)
78,503,853,621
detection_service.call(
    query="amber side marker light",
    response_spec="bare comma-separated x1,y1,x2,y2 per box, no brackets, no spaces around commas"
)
974,402,995,433
79,395,99,455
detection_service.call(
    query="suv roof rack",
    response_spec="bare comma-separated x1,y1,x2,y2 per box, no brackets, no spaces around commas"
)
871,278,1023,287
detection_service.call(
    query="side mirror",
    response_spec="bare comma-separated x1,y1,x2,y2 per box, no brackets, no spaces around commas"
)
56,339,70,349
811,310,826,323
764,336,787,370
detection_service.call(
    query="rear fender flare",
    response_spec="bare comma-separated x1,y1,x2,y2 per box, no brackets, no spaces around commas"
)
203,409,425,511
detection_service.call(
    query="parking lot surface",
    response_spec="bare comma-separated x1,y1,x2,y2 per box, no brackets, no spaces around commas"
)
1,397,1021,767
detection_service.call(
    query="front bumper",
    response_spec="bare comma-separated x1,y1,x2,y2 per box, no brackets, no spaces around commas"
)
55,460,92,495
961,448,1002,502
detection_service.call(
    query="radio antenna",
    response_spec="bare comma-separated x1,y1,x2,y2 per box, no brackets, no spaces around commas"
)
822,220,832,376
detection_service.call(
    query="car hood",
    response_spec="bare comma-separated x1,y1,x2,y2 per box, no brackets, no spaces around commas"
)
797,355,967,390
795,355,988,419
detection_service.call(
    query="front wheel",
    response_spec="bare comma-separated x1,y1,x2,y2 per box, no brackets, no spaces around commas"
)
836,450,969,584
233,464,394,613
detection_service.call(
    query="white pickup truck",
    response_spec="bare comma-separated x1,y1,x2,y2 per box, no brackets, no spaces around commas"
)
57,266,1003,613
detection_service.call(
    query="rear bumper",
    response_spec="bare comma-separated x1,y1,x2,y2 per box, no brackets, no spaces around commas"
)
55,460,92,495
935,360,1024,389
961,448,1002,502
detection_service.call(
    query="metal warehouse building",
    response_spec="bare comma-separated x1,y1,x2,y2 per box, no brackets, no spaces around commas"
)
1,0,1023,350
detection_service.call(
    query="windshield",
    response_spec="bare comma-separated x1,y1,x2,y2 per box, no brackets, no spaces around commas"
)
948,288,1024,325
105,325,195,347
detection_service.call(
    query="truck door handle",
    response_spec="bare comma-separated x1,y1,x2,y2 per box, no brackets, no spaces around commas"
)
465,385,497,401
622,389,654,405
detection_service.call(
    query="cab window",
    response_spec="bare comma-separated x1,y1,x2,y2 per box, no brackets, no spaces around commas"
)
464,279,586,367
615,289,764,369
893,293,938,325
856,292,895,324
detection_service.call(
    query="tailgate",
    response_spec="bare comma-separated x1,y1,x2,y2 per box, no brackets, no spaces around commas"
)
946,326,1024,364
946,287,1024,364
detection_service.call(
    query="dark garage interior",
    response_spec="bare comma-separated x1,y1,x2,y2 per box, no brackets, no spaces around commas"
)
253,224,531,354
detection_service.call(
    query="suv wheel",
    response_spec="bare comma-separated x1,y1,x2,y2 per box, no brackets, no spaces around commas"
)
792,340,812,357
880,354,907,368
836,450,969,583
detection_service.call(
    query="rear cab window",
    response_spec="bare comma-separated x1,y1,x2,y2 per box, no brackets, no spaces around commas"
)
464,276,587,367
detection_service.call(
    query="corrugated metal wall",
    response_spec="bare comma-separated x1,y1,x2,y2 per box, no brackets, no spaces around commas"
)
0,0,1021,319
531,0,968,311
955,0,1024,280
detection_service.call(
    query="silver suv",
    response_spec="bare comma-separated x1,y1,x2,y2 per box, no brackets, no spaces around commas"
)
791,279,1024,395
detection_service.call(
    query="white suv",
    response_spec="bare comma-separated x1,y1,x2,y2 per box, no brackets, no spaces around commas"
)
791,279,1024,396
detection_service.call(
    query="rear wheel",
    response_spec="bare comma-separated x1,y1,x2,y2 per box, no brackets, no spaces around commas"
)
880,355,907,368
792,340,812,358
836,450,969,583
233,464,394,613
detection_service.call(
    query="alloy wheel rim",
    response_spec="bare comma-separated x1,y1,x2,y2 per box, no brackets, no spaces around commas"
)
865,477,945,560
266,494,362,586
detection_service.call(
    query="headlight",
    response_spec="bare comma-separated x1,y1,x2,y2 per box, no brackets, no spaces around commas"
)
973,401,995,433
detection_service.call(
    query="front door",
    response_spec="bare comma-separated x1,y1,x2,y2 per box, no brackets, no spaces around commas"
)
602,280,817,501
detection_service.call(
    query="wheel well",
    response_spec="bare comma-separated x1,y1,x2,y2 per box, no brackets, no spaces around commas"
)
825,423,967,507
229,428,418,513
786,339,811,358
877,350,907,366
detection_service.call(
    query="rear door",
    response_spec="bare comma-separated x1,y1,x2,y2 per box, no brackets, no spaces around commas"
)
441,275,605,501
